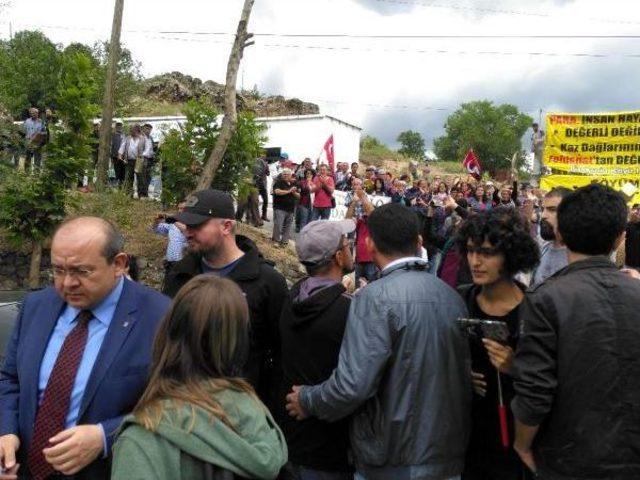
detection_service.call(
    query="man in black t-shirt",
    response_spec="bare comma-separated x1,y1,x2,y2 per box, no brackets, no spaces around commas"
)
272,168,300,247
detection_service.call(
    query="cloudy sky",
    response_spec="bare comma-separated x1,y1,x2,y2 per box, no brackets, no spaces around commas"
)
2,0,640,149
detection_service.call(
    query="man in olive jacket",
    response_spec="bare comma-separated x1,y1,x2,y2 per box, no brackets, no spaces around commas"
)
163,189,288,410
512,184,640,480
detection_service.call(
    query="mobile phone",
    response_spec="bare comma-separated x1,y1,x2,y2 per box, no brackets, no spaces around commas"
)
457,318,510,343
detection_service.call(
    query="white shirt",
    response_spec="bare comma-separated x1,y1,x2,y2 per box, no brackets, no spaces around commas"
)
118,136,144,159
142,135,154,158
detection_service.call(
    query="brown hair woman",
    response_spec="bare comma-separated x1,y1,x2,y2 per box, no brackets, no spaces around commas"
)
111,275,287,480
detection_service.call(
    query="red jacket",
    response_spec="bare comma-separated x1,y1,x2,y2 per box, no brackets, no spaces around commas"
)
311,175,335,208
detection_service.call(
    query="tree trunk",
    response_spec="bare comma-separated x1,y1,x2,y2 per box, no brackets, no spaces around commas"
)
196,0,255,190
95,0,125,191
28,240,42,289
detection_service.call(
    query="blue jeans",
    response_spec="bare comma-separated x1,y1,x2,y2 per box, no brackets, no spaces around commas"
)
296,205,312,232
312,207,332,221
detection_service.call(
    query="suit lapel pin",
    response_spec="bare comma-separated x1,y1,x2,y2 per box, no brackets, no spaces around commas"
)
123,321,130,328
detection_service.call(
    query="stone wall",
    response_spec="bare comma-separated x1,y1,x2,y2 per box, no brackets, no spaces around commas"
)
0,250,51,290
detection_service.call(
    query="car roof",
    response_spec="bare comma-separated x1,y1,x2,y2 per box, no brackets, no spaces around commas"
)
0,291,26,306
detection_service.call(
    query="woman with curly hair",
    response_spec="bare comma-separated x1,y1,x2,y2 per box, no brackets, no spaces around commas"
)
456,209,539,480
111,275,287,479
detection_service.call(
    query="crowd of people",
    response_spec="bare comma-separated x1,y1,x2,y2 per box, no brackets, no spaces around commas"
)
7,106,158,198
1,153,640,480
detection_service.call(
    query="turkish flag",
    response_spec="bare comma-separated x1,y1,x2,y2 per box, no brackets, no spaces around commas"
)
323,134,335,173
463,148,481,179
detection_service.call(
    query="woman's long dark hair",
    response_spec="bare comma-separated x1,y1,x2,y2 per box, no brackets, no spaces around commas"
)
132,275,254,432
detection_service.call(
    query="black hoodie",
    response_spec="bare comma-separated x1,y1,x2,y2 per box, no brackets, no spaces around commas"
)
162,235,288,410
276,277,352,472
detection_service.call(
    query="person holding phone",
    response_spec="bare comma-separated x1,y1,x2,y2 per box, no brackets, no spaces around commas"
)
456,208,540,480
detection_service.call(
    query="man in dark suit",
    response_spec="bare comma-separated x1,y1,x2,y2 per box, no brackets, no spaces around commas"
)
0,217,171,480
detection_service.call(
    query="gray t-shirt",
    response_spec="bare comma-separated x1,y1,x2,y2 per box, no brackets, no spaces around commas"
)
533,242,568,286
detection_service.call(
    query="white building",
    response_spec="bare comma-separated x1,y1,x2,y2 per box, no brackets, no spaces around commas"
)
256,114,362,166
119,113,363,166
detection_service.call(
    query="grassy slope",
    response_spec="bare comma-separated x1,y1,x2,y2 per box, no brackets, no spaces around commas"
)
0,191,303,290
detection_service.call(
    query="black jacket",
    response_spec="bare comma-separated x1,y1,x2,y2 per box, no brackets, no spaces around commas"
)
625,222,640,268
512,256,640,480
163,235,288,409
276,278,352,472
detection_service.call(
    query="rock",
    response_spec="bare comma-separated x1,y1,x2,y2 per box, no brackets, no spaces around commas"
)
142,72,318,117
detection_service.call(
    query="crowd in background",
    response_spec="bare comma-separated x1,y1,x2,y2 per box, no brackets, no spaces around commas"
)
7,106,159,199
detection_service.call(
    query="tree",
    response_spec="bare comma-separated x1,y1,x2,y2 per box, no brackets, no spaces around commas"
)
433,100,533,175
0,31,62,117
96,0,125,190
196,0,255,190
397,130,425,160
0,50,98,288
160,100,266,206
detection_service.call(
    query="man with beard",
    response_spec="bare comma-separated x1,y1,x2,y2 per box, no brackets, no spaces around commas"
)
278,220,356,480
162,189,288,409
532,188,571,286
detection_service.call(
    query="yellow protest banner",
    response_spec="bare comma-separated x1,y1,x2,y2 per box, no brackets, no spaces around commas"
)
541,174,640,205
544,110,640,175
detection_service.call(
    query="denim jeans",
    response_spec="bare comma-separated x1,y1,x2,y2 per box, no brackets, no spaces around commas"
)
296,205,312,232
312,207,332,221
273,208,294,244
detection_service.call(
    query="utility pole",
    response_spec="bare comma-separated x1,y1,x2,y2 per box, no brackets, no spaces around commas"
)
9,21,12,40
95,0,124,190
196,0,255,190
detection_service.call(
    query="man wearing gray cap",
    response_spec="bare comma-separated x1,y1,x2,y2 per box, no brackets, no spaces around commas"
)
162,189,288,409
277,219,356,480
286,203,471,480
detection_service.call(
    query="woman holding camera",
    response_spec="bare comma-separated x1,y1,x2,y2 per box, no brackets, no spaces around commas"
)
111,276,287,480
456,209,539,480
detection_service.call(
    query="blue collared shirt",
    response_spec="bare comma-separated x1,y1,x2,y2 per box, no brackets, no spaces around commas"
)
37,277,124,451
154,222,187,262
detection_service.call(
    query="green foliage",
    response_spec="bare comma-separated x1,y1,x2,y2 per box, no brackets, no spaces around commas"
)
396,130,425,160
359,135,407,167
0,31,142,120
0,31,62,117
214,112,267,192
91,41,143,116
0,166,67,245
0,48,98,251
46,50,100,184
433,100,533,175
159,100,267,205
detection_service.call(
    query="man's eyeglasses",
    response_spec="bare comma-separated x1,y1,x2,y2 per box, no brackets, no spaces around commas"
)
50,266,96,279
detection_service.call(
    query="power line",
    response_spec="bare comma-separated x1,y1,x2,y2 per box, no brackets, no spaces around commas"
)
131,34,640,59
5,22,640,39
370,0,640,26
6,23,640,59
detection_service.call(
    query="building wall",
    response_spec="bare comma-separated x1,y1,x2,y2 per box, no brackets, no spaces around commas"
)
119,114,362,166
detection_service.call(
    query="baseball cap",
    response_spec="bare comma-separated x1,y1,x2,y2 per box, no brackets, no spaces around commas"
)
169,189,235,227
296,220,356,266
